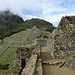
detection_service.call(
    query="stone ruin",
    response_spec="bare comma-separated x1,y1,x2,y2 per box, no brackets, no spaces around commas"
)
59,54,75,69
36,39,47,46
47,16,75,58
0,47,35,75
64,55,75,69
15,47,34,68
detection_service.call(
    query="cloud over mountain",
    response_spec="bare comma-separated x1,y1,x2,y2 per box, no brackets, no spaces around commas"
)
0,0,75,26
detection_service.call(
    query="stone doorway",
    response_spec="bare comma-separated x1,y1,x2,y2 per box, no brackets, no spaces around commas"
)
21,59,26,68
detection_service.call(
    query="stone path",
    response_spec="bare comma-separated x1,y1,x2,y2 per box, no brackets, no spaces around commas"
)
40,47,75,75
40,47,52,75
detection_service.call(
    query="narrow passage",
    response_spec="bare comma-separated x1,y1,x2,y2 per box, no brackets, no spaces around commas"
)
40,47,53,75
40,47,75,75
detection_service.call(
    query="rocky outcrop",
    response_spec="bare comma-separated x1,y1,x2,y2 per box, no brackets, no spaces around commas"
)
47,16,75,58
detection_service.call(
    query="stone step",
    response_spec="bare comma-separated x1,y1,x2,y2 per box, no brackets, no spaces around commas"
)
42,61,63,66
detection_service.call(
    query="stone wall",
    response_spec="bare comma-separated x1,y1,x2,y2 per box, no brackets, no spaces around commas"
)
0,47,34,75
0,70,13,75
21,46,43,75
64,55,75,69
36,39,47,46
47,16,75,58
21,55,37,75
15,47,34,68
0,44,43,75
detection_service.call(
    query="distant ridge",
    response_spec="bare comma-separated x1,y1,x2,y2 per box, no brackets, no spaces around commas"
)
0,10,55,39
0,10,24,39
24,18,53,28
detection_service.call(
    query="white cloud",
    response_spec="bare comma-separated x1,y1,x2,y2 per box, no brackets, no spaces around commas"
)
42,13,75,26
41,1,67,14
0,0,75,27
22,15,38,20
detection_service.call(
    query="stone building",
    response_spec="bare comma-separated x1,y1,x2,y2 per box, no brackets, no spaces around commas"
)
15,47,34,68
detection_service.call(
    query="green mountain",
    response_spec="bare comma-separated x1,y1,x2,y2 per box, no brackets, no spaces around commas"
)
23,18,55,32
0,10,55,39
0,10,24,39
23,18,53,28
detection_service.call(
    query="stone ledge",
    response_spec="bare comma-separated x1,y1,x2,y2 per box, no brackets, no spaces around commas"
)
21,55,37,75
42,61,63,66
35,59,43,75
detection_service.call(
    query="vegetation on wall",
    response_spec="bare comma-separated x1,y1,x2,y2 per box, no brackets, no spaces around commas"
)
0,64,9,70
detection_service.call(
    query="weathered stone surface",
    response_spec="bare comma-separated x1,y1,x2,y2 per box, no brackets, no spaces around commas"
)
21,55,37,75
64,55,75,69
47,16,75,58
0,70,13,75
15,47,34,67
36,39,47,46
35,59,43,75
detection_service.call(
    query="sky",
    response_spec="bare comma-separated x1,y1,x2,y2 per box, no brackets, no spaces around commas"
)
0,0,75,27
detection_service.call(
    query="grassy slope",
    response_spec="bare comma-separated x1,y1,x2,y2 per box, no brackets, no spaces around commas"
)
0,11,55,39
0,28,43,65
0,11,55,69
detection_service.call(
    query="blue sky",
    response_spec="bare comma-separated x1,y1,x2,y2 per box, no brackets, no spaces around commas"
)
0,0,75,27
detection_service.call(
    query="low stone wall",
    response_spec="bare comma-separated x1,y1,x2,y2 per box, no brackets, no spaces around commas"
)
0,70,13,75
21,55,37,75
36,39,47,46
0,67,22,75
35,59,43,75
0,47,42,75
64,55,75,69
36,46,41,58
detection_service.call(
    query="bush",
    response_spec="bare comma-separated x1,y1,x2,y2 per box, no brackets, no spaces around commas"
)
0,64,9,70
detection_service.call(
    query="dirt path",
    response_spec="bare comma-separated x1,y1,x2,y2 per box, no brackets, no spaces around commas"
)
40,47,53,75
40,47,75,75
40,47,52,61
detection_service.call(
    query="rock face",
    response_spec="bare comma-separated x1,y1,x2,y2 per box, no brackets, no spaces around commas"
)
47,16,75,58
64,55,75,69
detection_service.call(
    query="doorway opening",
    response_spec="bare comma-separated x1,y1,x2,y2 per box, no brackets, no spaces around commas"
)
19,59,26,75
21,59,26,68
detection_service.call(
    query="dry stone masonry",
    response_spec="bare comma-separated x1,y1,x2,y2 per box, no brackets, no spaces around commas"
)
21,55,37,75
15,47,34,68
36,39,47,46
47,16,75,58
64,55,75,69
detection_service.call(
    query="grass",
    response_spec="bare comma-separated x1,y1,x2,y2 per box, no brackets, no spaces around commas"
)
0,29,44,69
42,45,46,47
